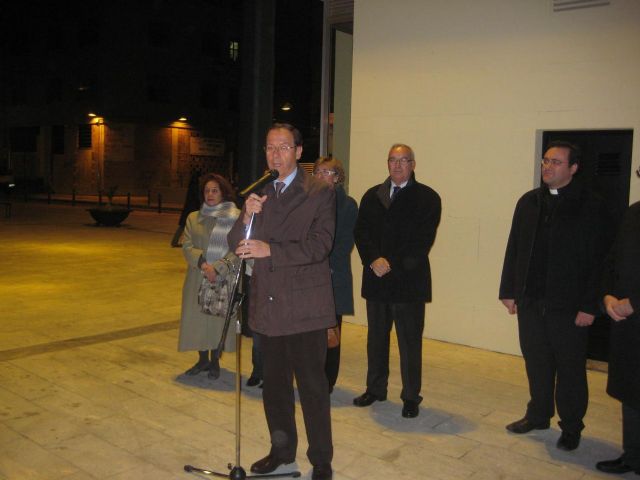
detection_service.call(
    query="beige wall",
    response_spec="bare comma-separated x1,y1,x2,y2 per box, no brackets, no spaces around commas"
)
348,0,640,354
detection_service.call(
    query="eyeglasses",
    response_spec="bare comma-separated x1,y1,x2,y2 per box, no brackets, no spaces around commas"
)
541,158,566,167
313,169,337,177
264,144,297,154
388,157,413,166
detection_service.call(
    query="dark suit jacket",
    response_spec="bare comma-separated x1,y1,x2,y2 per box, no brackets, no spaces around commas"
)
354,173,441,303
499,179,609,314
604,201,640,409
228,167,336,336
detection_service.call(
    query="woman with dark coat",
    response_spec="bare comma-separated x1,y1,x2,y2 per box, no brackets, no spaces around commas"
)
597,201,640,475
313,157,358,392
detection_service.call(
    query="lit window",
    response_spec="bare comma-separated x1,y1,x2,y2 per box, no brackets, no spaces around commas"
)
229,41,239,62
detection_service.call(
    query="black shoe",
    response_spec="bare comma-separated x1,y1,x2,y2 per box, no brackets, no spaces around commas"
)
246,376,261,387
250,454,294,474
556,431,581,451
353,392,386,407
402,400,420,418
596,457,637,474
505,417,550,434
184,361,209,376
208,358,220,379
312,463,333,480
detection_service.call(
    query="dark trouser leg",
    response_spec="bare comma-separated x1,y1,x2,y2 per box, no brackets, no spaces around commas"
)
622,403,640,468
251,333,263,379
198,350,208,363
517,301,555,423
260,333,297,461
547,309,589,434
393,302,425,403
325,315,342,388
365,301,393,398
292,329,333,466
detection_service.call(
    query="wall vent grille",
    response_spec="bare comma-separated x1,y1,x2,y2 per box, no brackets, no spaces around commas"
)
553,0,611,12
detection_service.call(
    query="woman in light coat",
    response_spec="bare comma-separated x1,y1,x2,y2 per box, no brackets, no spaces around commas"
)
179,173,240,379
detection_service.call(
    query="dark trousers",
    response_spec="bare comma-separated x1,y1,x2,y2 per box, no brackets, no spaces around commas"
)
622,403,640,468
365,300,425,402
325,315,342,388
517,299,589,433
241,274,263,379
260,329,333,466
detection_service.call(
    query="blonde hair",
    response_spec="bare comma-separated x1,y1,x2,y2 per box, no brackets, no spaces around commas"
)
313,156,345,185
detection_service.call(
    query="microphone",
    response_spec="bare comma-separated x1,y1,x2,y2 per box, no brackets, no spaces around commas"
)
239,169,279,197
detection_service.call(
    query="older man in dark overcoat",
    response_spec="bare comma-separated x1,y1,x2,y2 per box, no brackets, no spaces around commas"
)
596,200,640,475
229,123,336,480
352,143,441,418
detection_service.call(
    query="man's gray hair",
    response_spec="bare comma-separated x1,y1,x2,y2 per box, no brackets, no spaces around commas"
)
389,143,415,162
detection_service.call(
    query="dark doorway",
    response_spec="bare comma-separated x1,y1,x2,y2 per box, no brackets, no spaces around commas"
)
542,129,634,362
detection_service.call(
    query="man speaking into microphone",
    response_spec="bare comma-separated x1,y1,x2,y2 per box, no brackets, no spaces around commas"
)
228,123,336,480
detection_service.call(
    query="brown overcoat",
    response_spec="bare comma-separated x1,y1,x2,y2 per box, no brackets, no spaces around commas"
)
228,167,336,336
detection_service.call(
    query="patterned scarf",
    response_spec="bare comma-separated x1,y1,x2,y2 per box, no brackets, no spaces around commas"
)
200,201,240,264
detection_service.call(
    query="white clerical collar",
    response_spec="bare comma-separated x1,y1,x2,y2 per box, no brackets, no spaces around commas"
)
549,188,559,195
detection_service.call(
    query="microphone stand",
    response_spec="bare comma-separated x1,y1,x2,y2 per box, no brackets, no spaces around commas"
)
184,213,300,480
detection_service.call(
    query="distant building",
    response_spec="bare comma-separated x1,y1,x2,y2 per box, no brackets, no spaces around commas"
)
0,1,243,201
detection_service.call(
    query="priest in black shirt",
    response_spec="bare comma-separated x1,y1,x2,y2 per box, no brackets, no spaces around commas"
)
499,141,609,451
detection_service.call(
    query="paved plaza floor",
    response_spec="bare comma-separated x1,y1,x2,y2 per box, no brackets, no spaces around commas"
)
0,201,627,479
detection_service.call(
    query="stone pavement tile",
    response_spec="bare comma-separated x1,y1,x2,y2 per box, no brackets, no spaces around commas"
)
391,442,477,480
0,331,54,351
105,465,183,480
103,367,204,410
383,430,480,460
461,444,584,480
0,422,23,446
0,435,78,480
343,451,443,480
10,355,95,385
332,419,406,458
506,433,619,478
0,386,43,422
55,374,143,409
133,439,209,476
116,396,202,434
4,410,84,447
435,417,520,450
80,415,170,453
0,363,62,401
29,388,115,422
48,434,149,478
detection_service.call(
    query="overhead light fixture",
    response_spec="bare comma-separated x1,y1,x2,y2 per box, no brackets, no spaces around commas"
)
178,117,188,122
281,102,293,112
88,113,97,117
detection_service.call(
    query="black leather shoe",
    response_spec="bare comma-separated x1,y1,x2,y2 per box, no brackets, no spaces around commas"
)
596,457,638,474
402,400,420,418
250,454,293,474
505,417,550,434
353,392,386,407
185,361,209,376
246,376,261,387
556,431,581,451
312,463,333,480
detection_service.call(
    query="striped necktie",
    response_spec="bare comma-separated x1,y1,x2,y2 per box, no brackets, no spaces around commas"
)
275,181,284,197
